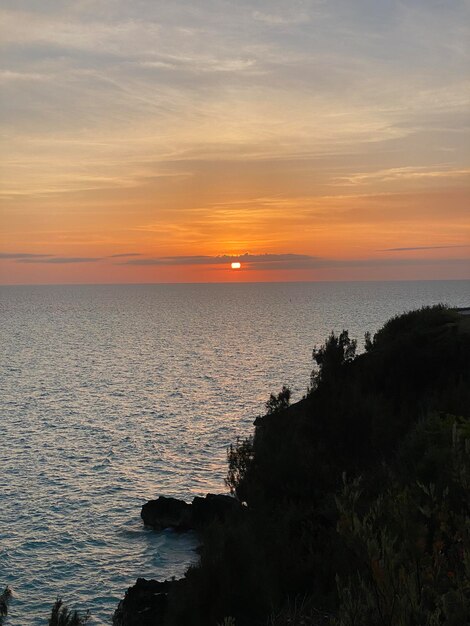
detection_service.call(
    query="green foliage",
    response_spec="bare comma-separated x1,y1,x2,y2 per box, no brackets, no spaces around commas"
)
0,587,11,625
334,415,470,626
48,599,89,626
266,386,291,415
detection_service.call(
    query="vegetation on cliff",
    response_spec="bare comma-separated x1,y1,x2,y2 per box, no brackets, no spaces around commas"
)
157,305,470,625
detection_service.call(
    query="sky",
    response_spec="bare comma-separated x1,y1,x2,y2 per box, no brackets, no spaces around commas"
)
1,0,469,284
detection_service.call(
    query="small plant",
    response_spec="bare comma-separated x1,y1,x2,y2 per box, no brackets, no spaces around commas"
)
48,599,90,626
371,304,455,348
334,415,470,626
218,618,236,626
266,386,291,415
268,596,332,625
310,330,356,390
225,436,254,499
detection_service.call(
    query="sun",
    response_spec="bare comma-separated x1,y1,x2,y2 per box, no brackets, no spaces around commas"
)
231,262,241,270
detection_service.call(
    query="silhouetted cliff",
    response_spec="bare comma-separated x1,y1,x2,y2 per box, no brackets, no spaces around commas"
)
117,305,470,626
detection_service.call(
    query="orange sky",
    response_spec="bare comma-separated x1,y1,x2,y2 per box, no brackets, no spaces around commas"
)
1,1,469,284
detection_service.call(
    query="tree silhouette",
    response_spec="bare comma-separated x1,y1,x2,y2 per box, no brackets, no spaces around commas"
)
310,330,356,390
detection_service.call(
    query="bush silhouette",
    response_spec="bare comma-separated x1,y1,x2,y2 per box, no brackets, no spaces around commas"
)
48,599,89,626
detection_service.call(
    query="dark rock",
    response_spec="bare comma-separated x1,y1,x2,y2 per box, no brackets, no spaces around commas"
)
141,493,243,531
141,496,192,531
113,577,183,626
191,493,242,527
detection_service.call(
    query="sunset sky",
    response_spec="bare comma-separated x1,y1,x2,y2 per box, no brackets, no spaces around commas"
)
1,0,469,284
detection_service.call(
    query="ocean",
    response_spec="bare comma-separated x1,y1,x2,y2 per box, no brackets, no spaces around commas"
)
1,280,469,624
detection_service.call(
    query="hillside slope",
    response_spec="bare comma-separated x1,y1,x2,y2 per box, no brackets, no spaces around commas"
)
119,305,470,626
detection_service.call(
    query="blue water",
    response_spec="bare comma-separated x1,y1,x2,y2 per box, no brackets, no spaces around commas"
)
1,280,469,624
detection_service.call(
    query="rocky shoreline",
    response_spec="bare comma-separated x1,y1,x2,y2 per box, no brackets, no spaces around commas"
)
141,493,243,531
114,493,243,625
113,307,470,626
113,578,184,626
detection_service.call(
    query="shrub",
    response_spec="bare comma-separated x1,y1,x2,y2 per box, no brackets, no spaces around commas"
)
48,599,90,626
225,436,254,500
310,331,356,391
266,386,291,415
334,415,470,626
370,304,456,350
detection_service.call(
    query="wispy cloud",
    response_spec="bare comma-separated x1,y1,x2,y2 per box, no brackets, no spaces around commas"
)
0,70,52,84
2,250,469,274
252,10,311,26
1,1,469,283
108,252,142,258
119,252,470,271
382,244,470,252
121,253,315,267
17,256,102,264
2,0,469,199
2,252,137,263
0,252,52,259
336,167,470,186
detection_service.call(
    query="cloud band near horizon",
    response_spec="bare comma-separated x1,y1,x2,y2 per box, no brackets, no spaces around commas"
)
3,251,466,271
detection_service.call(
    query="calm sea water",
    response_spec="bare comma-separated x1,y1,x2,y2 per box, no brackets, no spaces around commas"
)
1,281,469,624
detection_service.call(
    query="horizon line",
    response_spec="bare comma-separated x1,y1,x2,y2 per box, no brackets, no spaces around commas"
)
1,277,469,288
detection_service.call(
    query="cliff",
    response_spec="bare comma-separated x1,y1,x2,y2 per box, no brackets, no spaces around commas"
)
116,305,470,626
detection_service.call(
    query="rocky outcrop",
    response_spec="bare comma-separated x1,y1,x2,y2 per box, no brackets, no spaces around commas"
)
141,496,192,531
191,493,242,526
115,495,242,625
141,493,242,531
113,578,183,626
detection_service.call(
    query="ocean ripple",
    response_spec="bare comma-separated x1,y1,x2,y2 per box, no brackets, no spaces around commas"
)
0,281,468,624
